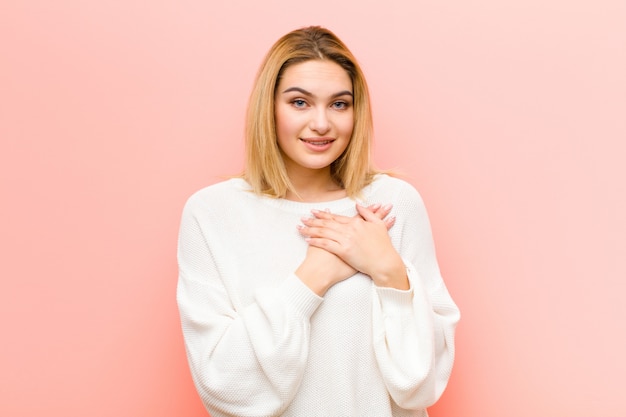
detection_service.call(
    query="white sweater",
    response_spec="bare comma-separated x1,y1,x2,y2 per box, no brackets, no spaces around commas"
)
177,174,460,417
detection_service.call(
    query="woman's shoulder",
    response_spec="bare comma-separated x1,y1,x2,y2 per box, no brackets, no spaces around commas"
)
369,173,424,202
184,178,252,210
368,174,430,221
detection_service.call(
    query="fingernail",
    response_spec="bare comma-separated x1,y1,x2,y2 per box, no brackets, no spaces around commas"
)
371,203,381,210
382,204,393,211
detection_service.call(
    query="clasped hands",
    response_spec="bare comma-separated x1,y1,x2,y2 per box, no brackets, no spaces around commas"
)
295,203,409,296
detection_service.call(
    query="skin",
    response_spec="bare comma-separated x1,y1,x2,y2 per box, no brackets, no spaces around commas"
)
274,59,354,202
274,60,408,295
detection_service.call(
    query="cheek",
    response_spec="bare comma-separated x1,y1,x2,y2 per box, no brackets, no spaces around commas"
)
338,113,355,137
274,118,289,146
275,107,299,137
274,111,298,153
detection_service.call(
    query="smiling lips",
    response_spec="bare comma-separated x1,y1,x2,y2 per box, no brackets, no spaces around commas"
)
300,137,334,145
300,137,335,152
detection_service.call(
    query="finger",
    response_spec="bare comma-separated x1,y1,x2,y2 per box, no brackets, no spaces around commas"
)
310,209,352,224
302,216,343,230
371,203,393,221
356,203,389,223
298,222,346,242
383,215,396,230
366,203,382,213
304,237,343,257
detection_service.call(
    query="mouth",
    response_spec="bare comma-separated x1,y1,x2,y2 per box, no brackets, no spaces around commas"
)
300,138,335,146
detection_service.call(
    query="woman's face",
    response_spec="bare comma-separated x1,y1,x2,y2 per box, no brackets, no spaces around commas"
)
274,59,354,177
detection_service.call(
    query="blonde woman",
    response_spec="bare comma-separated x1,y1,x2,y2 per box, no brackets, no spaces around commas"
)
177,26,460,417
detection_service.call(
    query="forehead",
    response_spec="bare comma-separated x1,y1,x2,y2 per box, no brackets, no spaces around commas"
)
277,60,352,93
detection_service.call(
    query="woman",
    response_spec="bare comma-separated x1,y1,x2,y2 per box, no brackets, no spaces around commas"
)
177,26,460,417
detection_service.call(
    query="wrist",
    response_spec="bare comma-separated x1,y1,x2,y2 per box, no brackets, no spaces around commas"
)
295,261,333,297
370,257,409,290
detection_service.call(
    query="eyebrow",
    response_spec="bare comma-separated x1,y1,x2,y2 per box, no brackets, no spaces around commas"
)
281,87,353,99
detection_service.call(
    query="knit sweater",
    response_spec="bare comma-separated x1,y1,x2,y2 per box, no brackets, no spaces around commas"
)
177,174,460,417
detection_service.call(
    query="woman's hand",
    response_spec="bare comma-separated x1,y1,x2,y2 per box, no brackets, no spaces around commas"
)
298,204,409,290
295,204,396,296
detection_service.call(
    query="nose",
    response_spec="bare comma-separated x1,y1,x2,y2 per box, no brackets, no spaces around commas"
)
309,107,330,135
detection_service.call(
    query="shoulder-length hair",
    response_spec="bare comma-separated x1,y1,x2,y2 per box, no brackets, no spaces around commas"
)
244,26,377,199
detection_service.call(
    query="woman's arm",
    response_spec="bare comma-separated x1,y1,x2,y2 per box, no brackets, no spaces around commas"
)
297,181,460,409
177,198,322,417
371,184,460,409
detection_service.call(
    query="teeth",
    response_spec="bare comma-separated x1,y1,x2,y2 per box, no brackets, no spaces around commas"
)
303,140,331,145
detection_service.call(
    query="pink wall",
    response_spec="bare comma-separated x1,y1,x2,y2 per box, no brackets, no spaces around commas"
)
1,1,624,416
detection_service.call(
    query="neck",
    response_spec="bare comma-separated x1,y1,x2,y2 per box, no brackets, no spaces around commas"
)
284,167,346,202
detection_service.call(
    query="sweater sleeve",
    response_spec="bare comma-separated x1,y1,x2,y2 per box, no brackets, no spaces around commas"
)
371,182,460,409
176,197,323,417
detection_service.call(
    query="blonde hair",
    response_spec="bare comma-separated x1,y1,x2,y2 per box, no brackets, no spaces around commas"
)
244,26,377,198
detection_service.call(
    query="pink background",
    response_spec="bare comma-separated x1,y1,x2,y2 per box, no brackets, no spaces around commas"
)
2,1,625,416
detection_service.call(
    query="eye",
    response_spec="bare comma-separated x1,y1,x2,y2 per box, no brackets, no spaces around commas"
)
331,101,349,110
291,99,307,108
